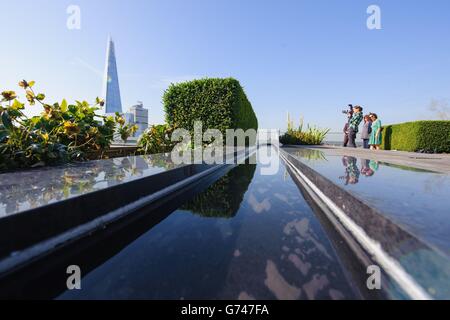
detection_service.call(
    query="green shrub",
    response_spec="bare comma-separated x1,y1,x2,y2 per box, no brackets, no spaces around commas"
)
382,121,450,153
0,80,129,172
163,78,258,139
182,163,256,218
137,124,175,154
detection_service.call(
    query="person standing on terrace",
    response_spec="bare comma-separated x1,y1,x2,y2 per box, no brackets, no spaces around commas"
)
369,113,382,150
342,113,351,147
361,115,372,149
347,106,363,148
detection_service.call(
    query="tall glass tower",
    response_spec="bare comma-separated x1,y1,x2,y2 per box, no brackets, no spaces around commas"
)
103,36,123,114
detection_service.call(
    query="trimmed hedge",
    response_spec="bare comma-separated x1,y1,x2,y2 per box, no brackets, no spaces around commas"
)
163,78,258,135
382,121,450,153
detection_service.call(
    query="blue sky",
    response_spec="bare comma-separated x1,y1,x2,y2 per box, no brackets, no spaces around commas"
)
1,0,450,131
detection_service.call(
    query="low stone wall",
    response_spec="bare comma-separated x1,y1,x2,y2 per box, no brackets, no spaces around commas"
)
86,146,141,159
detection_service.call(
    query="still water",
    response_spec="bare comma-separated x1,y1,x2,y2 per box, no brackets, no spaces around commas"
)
283,147,450,256
59,148,360,300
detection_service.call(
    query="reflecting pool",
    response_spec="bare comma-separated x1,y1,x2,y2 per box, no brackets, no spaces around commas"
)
58,148,360,300
3,145,448,299
283,147,450,256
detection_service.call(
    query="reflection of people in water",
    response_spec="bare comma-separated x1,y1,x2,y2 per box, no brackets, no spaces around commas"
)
341,157,380,185
369,160,379,172
340,156,360,185
360,159,374,177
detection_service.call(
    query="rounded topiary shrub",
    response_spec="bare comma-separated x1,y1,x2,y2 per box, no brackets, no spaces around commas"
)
163,78,258,136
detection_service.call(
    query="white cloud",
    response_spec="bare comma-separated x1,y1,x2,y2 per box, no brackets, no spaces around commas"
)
71,57,103,78
149,75,202,90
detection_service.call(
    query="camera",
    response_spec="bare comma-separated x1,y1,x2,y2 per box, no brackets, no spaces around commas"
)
342,104,354,117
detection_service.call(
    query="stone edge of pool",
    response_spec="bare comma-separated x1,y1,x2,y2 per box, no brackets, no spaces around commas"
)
0,147,257,279
279,146,449,300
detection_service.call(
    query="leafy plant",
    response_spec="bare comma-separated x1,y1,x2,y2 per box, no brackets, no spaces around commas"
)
0,80,119,172
280,114,329,145
115,112,138,143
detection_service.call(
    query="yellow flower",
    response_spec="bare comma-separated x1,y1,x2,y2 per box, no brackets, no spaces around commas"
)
89,127,99,135
18,80,28,88
41,133,49,142
18,80,34,88
1,91,17,101
115,116,125,126
26,90,35,105
63,121,80,135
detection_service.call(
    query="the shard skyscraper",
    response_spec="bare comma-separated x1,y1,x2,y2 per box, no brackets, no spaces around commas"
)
103,36,123,114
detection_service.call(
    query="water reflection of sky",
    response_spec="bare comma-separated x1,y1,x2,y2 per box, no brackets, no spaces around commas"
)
285,148,450,257
0,154,180,217
59,151,360,300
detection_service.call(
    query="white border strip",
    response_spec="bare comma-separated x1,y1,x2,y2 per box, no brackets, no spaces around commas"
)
280,152,432,300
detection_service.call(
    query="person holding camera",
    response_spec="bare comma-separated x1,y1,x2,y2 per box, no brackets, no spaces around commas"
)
343,118,350,147
347,105,363,148
342,104,353,147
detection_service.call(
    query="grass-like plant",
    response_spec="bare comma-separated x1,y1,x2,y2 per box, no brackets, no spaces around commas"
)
280,113,330,146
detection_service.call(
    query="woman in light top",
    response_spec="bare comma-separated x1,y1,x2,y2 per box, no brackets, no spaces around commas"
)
369,113,382,150
361,115,372,149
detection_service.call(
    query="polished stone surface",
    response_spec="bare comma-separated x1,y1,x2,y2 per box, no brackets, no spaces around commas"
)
2,145,449,299
281,147,450,299
58,147,361,300
318,144,450,174
0,154,182,218
283,147,450,258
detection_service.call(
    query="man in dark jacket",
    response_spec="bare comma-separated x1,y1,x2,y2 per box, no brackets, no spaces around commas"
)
343,122,349,147
343,109,353,147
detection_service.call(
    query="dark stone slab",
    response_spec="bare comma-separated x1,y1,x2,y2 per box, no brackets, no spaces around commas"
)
0,161,214,260
280,147,450,299
0,148,256,270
